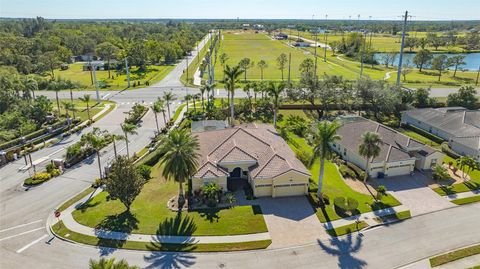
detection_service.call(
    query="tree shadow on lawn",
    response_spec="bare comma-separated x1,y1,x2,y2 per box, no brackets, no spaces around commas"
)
143,213,197,269
317,233,367,269
94,210,139,256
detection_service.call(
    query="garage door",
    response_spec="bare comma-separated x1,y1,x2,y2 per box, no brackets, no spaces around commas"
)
255,184,273,197
386,165,411,177
274,183,306,197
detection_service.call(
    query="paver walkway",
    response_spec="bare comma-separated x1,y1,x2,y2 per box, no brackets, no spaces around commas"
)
445,189,480,201
52,187,271,244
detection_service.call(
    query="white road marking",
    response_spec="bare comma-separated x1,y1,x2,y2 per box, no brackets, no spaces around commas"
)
102,93,111,100
0,227,44,242
0,219,42,233
16,234,48,253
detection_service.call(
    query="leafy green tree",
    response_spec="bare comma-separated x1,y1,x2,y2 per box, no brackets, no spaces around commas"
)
38,51,61,79
31,96,53,123
359,131,383,183
267,82,285,128
432,164,450,181
457,156,479,180
276,53,288,81
414,87,436,108
223,65,243,124
89,257,140,269
23,75,38,99
446,86,478,109
309,120,342,197
159,129,200,203
127,41,148,71
238,57,254,82
431,55,449,81
413,49,433,72
104,155,145,212
446,55,466,77
257,60,268,81
404,37,417,52
299,58,314,73
55,46,73,63
96,42,119,77
121,123,138,158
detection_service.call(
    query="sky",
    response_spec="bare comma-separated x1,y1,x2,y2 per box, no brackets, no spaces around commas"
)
0,0,479,20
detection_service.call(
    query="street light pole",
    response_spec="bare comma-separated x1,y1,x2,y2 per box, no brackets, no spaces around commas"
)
125,57,131,88
360,30,368,77
92,65,100,102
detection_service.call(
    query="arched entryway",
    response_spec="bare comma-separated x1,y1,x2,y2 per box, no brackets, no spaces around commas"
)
227,167,248,191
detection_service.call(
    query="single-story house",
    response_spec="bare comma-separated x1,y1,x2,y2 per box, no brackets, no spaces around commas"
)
192,123,311,198
332,116,444,178
401,107,480,161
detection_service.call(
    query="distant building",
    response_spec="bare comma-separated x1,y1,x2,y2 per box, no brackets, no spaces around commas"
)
333,116,444,178
253,24,264,30
82,61,105,71
293,40,311,47
242,23,250,30
401,107,480,161
274,33,288,40
73,52,97,62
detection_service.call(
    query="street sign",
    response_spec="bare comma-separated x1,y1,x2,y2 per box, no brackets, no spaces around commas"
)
54,211,60,218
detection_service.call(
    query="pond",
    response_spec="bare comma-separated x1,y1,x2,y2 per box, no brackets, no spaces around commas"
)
374,52,480,71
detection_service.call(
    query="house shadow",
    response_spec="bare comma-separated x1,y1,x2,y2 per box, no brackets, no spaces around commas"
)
317,233,367,269
143,213,197,269
94,210,138,256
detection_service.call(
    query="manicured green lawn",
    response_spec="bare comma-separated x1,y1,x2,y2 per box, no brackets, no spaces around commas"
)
433,156,480,196
326,221,369,237
54,63,174,90
451,195,480,205
52,221,271,252
277,110,401,223
396,128,441,149
72,162,268,236
53,99,115,122
57,187,95,212
430,244,480,267
181,37,211,86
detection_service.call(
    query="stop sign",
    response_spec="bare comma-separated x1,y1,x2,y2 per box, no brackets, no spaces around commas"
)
54,211,61,218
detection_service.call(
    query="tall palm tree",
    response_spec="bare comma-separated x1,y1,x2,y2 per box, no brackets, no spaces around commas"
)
89,257,139,269
163,91,176,120
24,76,38,100
267,82,286,128
184,94,192,111
223,65,243,124
155,98,167,126
62,101,72,119
85,128,106,179
310,120,342,197
111,134,125,158
159,129,200,204
48,81,61,116
199,85,206,110
151,101,162,134
79,94,92,121
257,60,268,81
121,123,138,158
359,131,383,183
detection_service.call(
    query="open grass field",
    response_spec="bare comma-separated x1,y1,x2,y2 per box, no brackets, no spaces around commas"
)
72,161,268,236
211,31,478,88
277,110,401,223
53,99,114,122
53,63,174,91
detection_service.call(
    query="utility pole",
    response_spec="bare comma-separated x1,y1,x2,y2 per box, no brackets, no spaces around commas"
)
369,16,373,49
92,64,100,102
360,30,368,77
288,52,292,84
324,14,328,62
125,57,131,88
476,65,480,86
396,11,409,86
186,55,189,84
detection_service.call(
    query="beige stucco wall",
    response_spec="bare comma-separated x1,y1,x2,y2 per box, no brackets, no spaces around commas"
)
192,176,227,192
251,178,273,197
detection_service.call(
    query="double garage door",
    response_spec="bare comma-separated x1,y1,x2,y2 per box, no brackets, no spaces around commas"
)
274,183,307,197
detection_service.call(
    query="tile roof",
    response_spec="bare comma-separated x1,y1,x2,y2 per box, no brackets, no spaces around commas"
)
402,107,480,150
336,116,438,163
193,123,311,179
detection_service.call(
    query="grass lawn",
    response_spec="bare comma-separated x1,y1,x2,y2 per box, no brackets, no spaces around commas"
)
277,110,401,223
57,187,95,212
52,221,271,252
213,31,478,88
451,195,480,205
433,156,480,196
181,37,211,86
72,162,268,236
54,63,174,91
53,99,115,122
326,221,369,237
396,128,442,149
430,244,480,267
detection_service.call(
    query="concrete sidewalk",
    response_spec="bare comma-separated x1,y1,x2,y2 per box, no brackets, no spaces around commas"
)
324,205,410,229
445,189,480,201
53,187,271,245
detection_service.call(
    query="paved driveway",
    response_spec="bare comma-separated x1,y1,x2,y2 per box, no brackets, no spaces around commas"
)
374,173,455,216
256,196,328,249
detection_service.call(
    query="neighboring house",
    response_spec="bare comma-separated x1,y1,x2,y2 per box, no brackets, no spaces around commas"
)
401,107,480,161
83,61,105,71
73,52,97,62
192,123,311,198
274,33,288,40
332,116,444,178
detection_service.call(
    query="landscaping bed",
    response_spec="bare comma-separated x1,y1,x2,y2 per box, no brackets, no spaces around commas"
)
433,156,480,196
326,221,369,237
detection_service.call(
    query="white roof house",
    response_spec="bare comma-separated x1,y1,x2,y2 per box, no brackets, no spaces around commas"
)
401,107,480,161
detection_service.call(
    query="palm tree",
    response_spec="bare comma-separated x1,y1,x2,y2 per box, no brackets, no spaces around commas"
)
48,81,61,116
359,132,383,183
151,101,162,134
111,134,125,158
257,60,268,81
155,98,167,126
184,94,191,111
310,120,342,197
121,123,138,158
79,94,92,121
84,128,106,179
223,65,244,124
267,82,286,128
219,53,229,80
62,101,72,119
199,85,206,110
89,257,139,269
24,76,38,100
159,129,200,204
163,91,176,120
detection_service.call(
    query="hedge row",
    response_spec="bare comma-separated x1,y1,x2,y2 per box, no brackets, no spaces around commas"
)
24,168,61,186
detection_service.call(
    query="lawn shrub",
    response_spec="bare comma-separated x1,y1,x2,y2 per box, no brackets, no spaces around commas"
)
46,163,55,173
24,172,52,186
334,197,359,216
50,168,61,177
346,162,364,178
136,164,152,181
